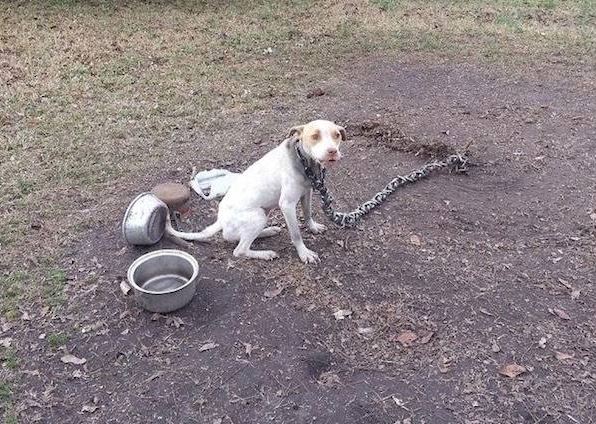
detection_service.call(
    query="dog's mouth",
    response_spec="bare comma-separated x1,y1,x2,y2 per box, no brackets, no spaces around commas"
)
321,157,340,166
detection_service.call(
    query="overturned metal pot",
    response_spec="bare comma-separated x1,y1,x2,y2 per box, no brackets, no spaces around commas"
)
122,193,169,245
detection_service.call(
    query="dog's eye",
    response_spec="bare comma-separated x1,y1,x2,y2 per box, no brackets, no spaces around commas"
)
333,131,340,138
311,131,320,141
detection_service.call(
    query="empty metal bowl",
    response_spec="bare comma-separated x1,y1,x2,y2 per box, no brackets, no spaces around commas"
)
126,249,199,313
122,193,169,245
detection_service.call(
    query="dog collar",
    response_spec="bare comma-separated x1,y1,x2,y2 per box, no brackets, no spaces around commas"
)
294,140,326,184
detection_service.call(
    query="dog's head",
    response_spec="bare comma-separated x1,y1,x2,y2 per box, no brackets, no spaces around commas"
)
288,120,345,167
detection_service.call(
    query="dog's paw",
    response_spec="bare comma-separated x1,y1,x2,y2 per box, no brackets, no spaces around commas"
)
298,248,320,264
308,221,327,234
260,250,279,261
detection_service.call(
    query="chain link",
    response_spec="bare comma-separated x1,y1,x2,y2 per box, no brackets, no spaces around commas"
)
295,144,469,228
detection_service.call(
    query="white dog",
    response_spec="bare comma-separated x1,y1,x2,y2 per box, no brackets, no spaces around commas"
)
167,120,345,263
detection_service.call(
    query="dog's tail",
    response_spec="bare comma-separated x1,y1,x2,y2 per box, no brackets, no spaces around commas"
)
165,215,222,242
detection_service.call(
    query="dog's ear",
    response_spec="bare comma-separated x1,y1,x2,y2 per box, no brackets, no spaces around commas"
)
288,125,304,139
337,125,346,141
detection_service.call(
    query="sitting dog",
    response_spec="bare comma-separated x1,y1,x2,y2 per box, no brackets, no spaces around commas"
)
167,119,345,263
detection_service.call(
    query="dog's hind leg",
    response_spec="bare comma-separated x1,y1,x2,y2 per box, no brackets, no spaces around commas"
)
232,210,279,260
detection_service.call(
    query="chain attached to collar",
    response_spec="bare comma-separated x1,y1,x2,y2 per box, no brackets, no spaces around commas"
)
295,142,469,228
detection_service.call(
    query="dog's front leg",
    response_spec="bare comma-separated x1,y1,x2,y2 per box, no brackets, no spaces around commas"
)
280,191,320,264
301,189,327,234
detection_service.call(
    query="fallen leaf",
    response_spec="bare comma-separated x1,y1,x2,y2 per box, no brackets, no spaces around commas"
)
166,316,184,328
550,308,571,320
21,311,31,321
199,342,219,352
81,404,99,413
357,327,374,335
479,308,494,317
0,337,12,348
119,280,131,295
121,329,129,335
317,371,341,387
498,363,527,378
419,331,434,344
438,357,451,373
333,309,352,320
538,337,547,349
243,342,255,357
409,235,421,246
61,354,87,365
82,321,106,334
72,370,83,378
491,341,501,353
557,278,573,290
395,330,418,346
306,88,325,98
571,290,580,300
392,396,411,411
144,371,165,383
554,351,574,360
264,287,284,298
22,369,41,377
590,212,596,221
150,313,162,321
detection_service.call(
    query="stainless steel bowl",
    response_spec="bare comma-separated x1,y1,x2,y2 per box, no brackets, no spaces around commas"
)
126,249,199,313
122,193,169,245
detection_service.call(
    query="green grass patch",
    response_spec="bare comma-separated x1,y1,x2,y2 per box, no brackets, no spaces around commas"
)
0,381,17,424
47,333,69,350
371,0,397,11
45,269,67,308
0,382,11,403
0,348,18,370
0,272,27,320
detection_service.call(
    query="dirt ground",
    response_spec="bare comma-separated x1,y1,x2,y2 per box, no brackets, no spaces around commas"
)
4,56,593,423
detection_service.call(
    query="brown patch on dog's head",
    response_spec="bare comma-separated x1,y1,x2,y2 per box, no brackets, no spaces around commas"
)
288,125,304,139
289,120,345,164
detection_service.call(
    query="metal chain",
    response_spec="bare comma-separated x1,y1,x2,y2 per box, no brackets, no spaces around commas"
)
295,144,469,228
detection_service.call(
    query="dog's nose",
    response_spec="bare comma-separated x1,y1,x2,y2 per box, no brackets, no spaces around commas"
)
327,147,338,155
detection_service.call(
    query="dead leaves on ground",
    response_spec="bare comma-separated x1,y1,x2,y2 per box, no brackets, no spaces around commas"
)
390,330,434,347
317,371,341,387
549,307,571,321
119,280,131,295
81,396,100,414
333,309,352,320
61,354,87,365
409,235,422,246
264,286,284,299
554,351,575,361
394,330,418,346
499,363,527,378
199,342,219,352
557,278,581,300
